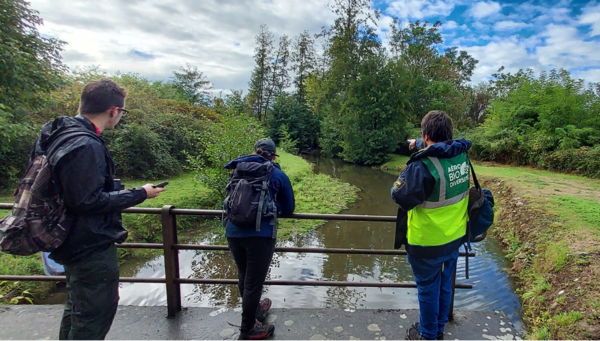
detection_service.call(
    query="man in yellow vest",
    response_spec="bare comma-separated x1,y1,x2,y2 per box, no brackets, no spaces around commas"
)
391,111,471,340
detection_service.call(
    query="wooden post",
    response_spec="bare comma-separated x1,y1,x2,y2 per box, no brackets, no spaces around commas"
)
162,205,181,317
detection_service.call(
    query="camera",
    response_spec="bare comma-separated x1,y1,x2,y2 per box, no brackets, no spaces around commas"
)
114,178,125,191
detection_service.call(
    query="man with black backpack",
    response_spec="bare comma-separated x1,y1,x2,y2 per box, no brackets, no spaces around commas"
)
31,80,165,339
391,111,471,340
223,138,295,340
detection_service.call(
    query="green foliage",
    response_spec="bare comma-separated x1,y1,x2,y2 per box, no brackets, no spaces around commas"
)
277,124,298,155
268,93,319,152
468,68,600,178
0,254,53,304
0,0,67,110
186,113,265,200
170,64,213,106
338,52,410,164
104,124,181,179
0,0,67,189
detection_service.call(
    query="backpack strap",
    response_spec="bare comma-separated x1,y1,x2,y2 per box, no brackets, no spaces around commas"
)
467,154,481,190
255,162,276,232
46,130,103,164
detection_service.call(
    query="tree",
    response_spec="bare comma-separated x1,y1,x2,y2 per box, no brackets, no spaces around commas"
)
170,64,213,106
186,113,265,199
316,0,382,157
248,24,274,122
268,93,319,152
291,31,316,101
0,0,67,110
0,0,68,188
262,34,291,122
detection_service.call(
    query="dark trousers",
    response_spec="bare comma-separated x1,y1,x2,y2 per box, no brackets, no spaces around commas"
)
227,237,276,332
59,244,120,340
407,250,459,340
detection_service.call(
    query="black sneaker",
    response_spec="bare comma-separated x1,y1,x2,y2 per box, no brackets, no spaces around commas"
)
238,320,275,340
256,298,272,322
436,332,444,340
406,323,424,340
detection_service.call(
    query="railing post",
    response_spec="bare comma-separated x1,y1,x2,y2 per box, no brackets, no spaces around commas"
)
448,265,457,321
162,205,181,317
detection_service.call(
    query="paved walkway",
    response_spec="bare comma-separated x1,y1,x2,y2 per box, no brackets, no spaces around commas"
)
0,305,522,340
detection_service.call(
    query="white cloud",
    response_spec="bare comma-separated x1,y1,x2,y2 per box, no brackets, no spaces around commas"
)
468,1,501,19
579,3,600,37
573,68,600,83
443,20,459,30
493,20,531,31
26,0,600,92
472,22,488,30
385,0,455,19
536,24,600,70
29,0,337,91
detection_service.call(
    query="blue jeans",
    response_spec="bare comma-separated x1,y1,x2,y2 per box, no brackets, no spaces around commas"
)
407,250,459,340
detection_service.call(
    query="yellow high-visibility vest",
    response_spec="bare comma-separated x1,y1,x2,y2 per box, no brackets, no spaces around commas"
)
407,153,469,247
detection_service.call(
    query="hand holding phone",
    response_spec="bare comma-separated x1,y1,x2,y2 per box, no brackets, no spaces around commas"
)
142,182,166,199
153,181,169,188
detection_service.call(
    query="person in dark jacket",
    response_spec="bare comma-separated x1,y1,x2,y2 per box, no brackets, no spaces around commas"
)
224,138,295,340
31,80,165,340
391,111,471,340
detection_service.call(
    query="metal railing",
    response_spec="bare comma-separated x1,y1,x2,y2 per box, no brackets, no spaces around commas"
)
0,203,474,318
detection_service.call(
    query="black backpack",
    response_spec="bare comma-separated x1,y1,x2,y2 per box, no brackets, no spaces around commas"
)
223,160,277,231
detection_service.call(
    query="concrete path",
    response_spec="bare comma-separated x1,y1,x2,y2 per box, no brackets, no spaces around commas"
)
0,305,522,340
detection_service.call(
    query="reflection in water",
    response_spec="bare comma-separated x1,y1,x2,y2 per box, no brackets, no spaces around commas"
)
118,155,522,330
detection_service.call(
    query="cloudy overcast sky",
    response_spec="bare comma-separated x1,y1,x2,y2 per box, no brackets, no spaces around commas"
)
30,0,600,93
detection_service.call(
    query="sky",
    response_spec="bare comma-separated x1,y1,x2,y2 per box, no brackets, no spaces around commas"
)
29,0,600,93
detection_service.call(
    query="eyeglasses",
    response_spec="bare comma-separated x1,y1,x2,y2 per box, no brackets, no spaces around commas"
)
109,106,129,116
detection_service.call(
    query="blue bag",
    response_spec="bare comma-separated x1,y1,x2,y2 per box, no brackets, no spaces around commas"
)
463,157,495,279
470,188,494,240
41,252,65,276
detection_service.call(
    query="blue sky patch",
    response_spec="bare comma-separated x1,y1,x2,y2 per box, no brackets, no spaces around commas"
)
130,50,156,60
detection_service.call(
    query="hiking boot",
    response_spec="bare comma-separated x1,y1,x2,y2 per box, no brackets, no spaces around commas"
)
238,320,275,340
404,323,444,341
256,298,272,322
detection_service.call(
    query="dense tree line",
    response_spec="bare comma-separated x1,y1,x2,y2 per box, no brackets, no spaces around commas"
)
2,0,600,191
244,0,479,165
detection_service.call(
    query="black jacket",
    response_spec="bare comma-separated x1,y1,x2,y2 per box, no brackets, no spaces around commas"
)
32,115,147,264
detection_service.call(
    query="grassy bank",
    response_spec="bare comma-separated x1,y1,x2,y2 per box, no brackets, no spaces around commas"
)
476,163,600,340
383,153,600,339
0,151,358,304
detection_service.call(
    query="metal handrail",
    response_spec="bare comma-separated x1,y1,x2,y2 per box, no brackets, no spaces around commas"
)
0,203,473,318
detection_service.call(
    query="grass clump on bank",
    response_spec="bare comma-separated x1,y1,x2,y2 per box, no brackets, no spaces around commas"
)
380,154,409,175
276,152,359,239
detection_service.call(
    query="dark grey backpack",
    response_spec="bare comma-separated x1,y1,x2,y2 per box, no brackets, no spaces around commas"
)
223,161,276,231
0,131,98,255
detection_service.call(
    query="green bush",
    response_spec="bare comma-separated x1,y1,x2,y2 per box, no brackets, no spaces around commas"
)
105,124,181,179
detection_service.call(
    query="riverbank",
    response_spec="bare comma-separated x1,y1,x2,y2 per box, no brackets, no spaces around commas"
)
382,155,600,339
0,151,358,304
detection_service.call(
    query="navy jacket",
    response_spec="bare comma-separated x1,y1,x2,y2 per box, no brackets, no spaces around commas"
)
391,138,472,258
32,116,147,264
224,155,295,239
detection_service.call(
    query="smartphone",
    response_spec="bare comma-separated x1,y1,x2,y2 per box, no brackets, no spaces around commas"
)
153,181,169,188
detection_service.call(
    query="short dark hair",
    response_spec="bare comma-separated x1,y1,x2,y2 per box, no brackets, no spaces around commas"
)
78,79,127,115
421,110,453,142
